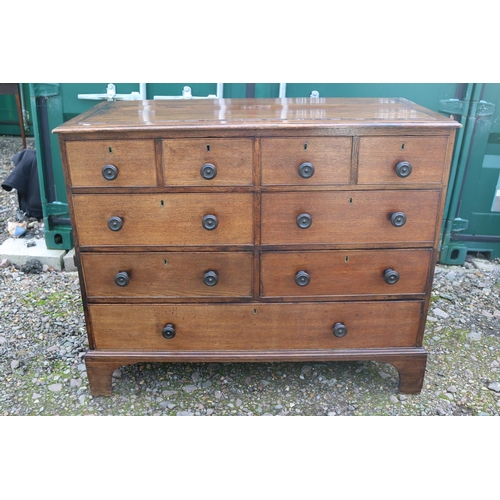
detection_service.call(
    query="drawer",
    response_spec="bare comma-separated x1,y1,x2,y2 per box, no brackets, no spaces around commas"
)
261,249,432,298
163,138,253,186
261,137,351,185
357,136,449,185
65,140,156,187
81,251,253,299
72,193,254,246
261,190,440,245
89,301,423,350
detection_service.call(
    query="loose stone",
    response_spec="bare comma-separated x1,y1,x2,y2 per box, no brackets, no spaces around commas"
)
467,331,482,341
70,379,82,388
488,382,500,393
112,369,122,379
10,360,20,370
48,383,62,392
433,308,449,319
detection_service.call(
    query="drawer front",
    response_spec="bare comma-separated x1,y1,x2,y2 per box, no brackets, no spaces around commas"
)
357,136,448,185
261,190,440,245
65,140,157,187
163,138,253,186
72,193,254,246
261,249,432,298
81,252,253,299
261,137,351,185
89,301,423,350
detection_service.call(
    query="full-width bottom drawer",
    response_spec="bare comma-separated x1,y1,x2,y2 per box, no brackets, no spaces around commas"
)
89,301,423,351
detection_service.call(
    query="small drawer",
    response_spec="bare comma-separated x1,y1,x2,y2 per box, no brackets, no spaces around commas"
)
357,136,449,185
261,249,432,298
65,140,156,187
163,138,253,186
89,301,423,350
72,193,254,246
261,190,441,245
81,252,253,299
261,137,351,185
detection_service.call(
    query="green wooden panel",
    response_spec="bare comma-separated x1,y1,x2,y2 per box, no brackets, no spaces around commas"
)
0,83,34,136
284,83,458,111
455,84,500,237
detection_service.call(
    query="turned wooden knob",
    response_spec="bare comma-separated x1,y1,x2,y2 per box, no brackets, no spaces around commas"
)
203,270,219,286
296,213,312,229
107,216,123,231
162,323,176,339
295,270,310,286
102,164,118,180
395,161,412,178
384,268,400,285
200,163,217,180
391,212,407,227
298,162,315,179
333,322,348,338
114,271,130,287
202,214,218,230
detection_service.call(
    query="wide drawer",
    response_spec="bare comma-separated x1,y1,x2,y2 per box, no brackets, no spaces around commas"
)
65,140,157,187
261,190,441,245
357,135,449,185
89,301,423,350
261,249,432,298
163,138,253,186
81,251,253,299
261,137,351,185
72,193,254,246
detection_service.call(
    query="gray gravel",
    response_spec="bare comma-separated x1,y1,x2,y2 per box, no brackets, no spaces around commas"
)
1,134,500,416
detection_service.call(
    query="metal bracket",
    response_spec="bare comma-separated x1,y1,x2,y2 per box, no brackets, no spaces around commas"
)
45,201,70,217
450,217,469,233
153,86,217,100
78,83,142,101
438,98,495,117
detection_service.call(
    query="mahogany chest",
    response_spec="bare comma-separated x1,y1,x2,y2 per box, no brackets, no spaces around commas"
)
54,97,460,396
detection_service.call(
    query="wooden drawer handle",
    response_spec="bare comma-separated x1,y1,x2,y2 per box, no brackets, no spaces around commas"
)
390,211,407,227
202,214,218,230
107,216,123,231
384,268,400,285
203,270,219,286
114,271,130,287
295,270,310,286
200,163,217,180
298,162,315,179
102,164,118,180
333,322,348,338
395,161,412,178
162,323,176,339
296,213,312,229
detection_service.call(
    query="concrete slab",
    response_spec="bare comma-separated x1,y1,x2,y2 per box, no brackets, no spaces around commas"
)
63,248,77,272
0,237,67,271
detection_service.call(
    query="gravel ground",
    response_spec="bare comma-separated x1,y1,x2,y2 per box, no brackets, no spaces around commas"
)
1,134,500,417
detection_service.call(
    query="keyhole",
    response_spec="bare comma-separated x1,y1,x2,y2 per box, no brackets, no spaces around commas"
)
108,146,113,154
401,143,405,151
253,308,258,315
349,197,353,204
345,256,349,262
304,143,308,150
164,259,168,266
160,200,164,206
206,145,211,152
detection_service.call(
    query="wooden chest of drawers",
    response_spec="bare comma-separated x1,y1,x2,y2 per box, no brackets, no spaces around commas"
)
54,98,460,396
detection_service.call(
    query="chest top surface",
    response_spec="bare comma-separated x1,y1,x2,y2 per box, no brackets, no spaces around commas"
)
53,97,460,134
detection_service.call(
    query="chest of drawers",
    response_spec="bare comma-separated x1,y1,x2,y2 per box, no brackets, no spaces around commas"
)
54,97,460,396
